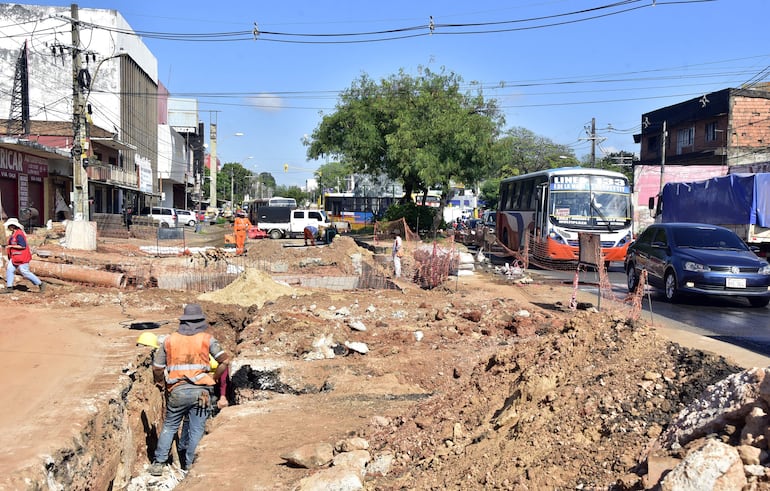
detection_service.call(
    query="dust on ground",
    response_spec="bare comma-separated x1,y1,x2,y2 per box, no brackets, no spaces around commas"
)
0,223,762,490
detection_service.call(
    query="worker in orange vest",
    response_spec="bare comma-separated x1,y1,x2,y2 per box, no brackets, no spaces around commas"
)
232,210,252,255
149,304,230,476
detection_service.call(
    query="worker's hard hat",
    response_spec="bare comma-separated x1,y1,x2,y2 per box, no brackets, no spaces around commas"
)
136,332,159,348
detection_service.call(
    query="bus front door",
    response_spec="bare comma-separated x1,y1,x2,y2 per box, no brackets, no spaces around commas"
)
534,183,549,241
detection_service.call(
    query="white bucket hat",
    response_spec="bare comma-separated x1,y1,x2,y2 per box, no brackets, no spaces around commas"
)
4,218,23,230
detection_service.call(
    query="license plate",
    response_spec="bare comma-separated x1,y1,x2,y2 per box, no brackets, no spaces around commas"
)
726,278,746,288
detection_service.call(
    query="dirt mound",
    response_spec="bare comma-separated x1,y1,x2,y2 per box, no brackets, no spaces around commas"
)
198,268,306,308
367,311,741,490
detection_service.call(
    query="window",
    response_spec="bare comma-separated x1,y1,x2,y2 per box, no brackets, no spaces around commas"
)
705,122,718,142
647,135,660,153
676,127,694,154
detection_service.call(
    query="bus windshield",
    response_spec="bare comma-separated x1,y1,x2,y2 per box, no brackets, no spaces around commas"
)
549,175,630,230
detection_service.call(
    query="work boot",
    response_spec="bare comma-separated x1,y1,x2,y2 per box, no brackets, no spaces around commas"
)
0,287,13,294
148,461,164,476
38,282,46,293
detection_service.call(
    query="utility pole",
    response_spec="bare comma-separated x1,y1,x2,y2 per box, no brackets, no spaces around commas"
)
70,3,89,221
579,118,605,168
209,122,218,210
590,118,596,167
658,120,668,194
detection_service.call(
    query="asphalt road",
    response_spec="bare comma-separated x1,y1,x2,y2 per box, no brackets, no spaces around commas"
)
537,262,770,359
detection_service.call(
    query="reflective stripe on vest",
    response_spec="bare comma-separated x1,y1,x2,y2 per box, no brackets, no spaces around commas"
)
163,331,217,391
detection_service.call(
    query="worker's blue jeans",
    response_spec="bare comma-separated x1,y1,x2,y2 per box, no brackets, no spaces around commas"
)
6,261,42,288
154,386,211,469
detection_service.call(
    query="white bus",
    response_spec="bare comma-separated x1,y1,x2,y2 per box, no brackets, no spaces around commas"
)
496,167,633,264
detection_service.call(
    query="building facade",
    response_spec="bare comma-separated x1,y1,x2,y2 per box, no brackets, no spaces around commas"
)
0,4,195,226
633,86,770,228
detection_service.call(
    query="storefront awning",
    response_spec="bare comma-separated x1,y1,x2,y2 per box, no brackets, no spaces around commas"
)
0,137,70,160
91,137,137,152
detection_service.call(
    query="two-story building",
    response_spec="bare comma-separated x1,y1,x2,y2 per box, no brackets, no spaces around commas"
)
633,85,770,228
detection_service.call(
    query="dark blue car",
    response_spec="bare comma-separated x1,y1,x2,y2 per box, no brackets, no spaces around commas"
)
624,223,770,307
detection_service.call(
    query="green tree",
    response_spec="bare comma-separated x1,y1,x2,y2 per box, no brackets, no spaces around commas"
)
316,160,353,192
479,178,501,210
307,67,503,231
274,185,310,207
596,151,636,182
217,162,254,207
491,127,577,179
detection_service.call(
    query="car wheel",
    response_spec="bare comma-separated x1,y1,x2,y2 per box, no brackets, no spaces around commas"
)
626,264,639,292
160,222,169,228
748,297,770,308
269,229,282,240
664,271,679,302
188,220,196,227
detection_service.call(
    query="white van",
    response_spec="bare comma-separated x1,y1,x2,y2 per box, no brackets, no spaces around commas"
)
140,207,178,228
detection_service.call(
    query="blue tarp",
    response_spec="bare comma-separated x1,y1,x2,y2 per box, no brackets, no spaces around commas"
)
661,173,770,227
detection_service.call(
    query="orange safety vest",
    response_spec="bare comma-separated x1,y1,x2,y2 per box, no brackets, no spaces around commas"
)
7,229,32,265
163,332,217,392
233,216,251,233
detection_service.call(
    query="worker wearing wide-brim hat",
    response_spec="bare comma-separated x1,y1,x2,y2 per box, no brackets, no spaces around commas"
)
1,218,45,294
148,304,230,476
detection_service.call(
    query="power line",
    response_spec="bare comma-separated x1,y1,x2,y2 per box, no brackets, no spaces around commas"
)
64,0,713,45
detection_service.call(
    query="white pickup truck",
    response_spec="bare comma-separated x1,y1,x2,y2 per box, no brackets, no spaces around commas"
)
253,207,330,239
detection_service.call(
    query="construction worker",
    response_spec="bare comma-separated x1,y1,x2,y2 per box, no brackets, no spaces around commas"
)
148,304,230,476
136,332,229,408
2,217,45,294
232,209,252,255
303,225,318,246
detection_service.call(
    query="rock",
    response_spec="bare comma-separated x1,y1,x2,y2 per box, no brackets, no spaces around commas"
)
740,406,768,446
333,449,371,475
280,442,334,469
335,437,369,453
736,444,762,465
370,415,391,427
296,466,363,491
461,310,482,322
643,453,681,488
348,320,367,332
335,307,351,316
656,368,769,450
413,330,424,342
344,341,369,354
366,451,394,477
660,439,746,491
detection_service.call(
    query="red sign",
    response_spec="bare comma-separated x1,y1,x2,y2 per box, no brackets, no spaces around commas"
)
0,148,49,178
204,154,221,170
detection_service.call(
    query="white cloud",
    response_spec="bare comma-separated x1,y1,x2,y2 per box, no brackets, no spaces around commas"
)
247,94,283,112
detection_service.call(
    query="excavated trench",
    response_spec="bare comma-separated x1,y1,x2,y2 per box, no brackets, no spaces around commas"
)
23,306,270,490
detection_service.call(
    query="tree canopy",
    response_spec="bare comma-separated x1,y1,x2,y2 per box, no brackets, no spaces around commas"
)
307,67,504,227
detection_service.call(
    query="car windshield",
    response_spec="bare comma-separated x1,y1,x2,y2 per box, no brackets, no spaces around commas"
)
671,227,748,250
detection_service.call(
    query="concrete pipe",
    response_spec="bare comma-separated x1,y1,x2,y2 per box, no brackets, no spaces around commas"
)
29,260,127,288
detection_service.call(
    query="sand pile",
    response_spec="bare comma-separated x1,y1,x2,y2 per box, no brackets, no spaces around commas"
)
198,268,308,307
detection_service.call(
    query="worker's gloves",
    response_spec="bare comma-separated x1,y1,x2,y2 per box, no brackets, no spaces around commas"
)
195,390,211,418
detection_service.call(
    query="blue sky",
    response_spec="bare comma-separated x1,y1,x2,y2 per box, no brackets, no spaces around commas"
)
38,0,770,186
